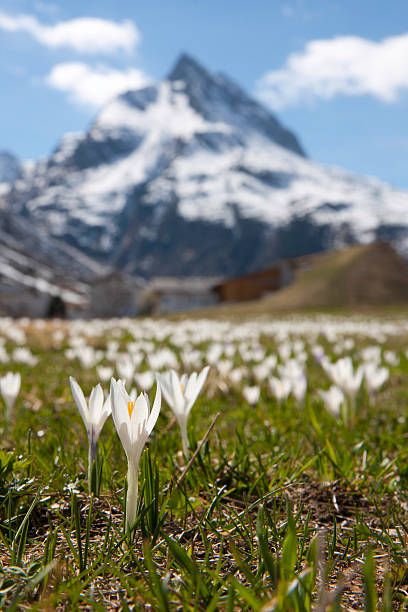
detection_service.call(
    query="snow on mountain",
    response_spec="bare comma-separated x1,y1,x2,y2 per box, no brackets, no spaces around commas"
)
0,203,108,316
3,54,408,277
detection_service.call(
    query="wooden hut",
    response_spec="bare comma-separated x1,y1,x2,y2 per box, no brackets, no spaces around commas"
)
213,260,293,303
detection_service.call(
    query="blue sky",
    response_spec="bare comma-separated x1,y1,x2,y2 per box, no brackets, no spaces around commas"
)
1,0,408,188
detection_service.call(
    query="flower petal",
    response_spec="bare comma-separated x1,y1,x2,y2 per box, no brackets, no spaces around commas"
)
186,366,209,413
110,378,132,457
170,369,185,416
69,376,89,429
93,395,112,440
130,392,149,445
146,382,161,435
88,384,104,424
184,372,198,401
156,372,174,408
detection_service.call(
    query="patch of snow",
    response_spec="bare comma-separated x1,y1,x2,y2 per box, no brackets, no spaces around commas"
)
0,183,11,197
0,260,85,304
52,132,83,164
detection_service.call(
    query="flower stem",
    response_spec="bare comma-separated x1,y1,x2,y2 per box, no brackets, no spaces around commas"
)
126,460,139,530
5,399,14,425
180,423,190,458
88,438,97,495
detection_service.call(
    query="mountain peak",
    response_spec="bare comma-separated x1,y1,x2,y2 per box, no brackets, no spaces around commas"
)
167,53,210,83
166,54,306,157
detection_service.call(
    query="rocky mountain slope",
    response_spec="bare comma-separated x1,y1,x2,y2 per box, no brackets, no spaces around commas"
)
0,150,107,314
0,151,22,184
0,199,106,316
2,54,408,278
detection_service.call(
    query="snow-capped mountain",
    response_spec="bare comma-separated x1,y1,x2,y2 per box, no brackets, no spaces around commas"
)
3,54,408,277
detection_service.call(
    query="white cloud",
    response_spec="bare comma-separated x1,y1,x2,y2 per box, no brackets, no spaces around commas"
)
257,33,408,109
46,62,150,108
0,10,139,54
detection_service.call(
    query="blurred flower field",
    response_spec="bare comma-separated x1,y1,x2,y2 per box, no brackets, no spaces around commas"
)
1,314,408,609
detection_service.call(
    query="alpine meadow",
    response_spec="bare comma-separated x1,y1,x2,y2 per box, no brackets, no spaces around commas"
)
1,313,408,609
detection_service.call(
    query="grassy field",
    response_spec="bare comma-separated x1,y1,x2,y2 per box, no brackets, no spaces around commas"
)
1,314,408,610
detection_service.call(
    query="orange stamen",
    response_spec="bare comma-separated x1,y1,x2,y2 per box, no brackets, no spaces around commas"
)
128,401,134,418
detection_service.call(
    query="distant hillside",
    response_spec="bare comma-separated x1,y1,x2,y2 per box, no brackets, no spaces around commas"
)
273,242,408,308
210,242,408,315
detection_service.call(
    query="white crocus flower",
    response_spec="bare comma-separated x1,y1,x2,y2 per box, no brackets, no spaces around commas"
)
362,363,389,395
228,367,247,386
217,359,233,378
206,344,223,365
324,357,363,399
97,366,114,382
243,385,260,406
360,346,382,364
69,377,112,489
180,348,202,369
291,374,307,404
269,376,292,403
0,372,21,420
116,356,136,381
12,347,38,366
135,370,155,391
264,354,278,370
253,363,272,382
384,350,399,366
318,386,345,418
110,378,161,529
77,346,99,368
311,344,326,363
278,341,292,361
277,359,303,381
156,366,210,457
